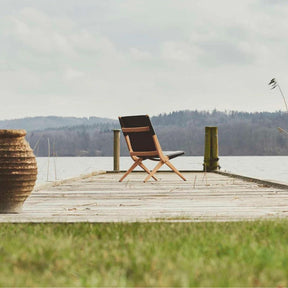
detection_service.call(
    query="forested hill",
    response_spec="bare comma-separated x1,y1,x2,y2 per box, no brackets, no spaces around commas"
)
0,116,116,131
151,110,288,156
4,110,288,156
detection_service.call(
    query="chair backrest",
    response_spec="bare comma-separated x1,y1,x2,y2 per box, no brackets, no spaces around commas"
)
119,115,157,153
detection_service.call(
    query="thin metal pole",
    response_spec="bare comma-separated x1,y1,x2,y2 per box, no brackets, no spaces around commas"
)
269,78,288,112
53,140,57,181
113,129,121,171
277,84,288,112
269,78,288,136
47,138,50,181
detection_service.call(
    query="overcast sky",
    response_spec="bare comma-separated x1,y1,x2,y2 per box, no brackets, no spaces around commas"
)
1,0,288,120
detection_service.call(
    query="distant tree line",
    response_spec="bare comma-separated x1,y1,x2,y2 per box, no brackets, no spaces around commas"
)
0,116,116,131
26,110,288,156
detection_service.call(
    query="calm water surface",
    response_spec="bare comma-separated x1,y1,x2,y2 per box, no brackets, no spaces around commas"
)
36,156,288,185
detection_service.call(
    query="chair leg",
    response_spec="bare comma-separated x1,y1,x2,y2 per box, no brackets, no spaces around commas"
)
119,159,158,182
165,160,187,181
119,159,141,182
138,162,158,181
144,161,164,182
120,159,186,182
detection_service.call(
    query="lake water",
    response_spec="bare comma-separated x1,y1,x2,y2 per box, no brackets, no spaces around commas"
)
36,156,288,185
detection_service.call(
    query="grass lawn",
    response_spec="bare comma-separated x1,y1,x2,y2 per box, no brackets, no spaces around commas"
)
0,220,288,287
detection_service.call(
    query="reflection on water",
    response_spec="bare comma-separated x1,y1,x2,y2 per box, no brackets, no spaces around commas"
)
36,156,288,185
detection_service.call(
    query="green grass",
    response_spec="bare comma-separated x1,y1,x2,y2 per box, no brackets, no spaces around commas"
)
1,220,288,287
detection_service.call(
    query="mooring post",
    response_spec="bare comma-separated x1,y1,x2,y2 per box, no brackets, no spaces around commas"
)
203,126,219,171
113,129,121,171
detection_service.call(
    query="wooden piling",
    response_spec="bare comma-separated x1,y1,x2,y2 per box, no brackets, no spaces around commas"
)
113,129,121,171
203,127,219,171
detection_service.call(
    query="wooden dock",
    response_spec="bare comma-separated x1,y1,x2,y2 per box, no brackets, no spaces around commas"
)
1,171,288,222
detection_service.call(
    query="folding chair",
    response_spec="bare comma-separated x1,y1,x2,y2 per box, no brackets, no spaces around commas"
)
119,115,186,182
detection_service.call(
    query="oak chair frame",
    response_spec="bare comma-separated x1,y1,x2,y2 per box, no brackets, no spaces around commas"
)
119,115,187,182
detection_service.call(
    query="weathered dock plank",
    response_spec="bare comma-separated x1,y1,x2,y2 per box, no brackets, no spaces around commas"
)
0,171,288,222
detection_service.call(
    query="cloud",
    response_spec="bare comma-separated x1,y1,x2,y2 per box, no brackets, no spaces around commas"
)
161,41,200,62
63,68,85,81
7,8,74,55
1,1,288,119
129,48,152,60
